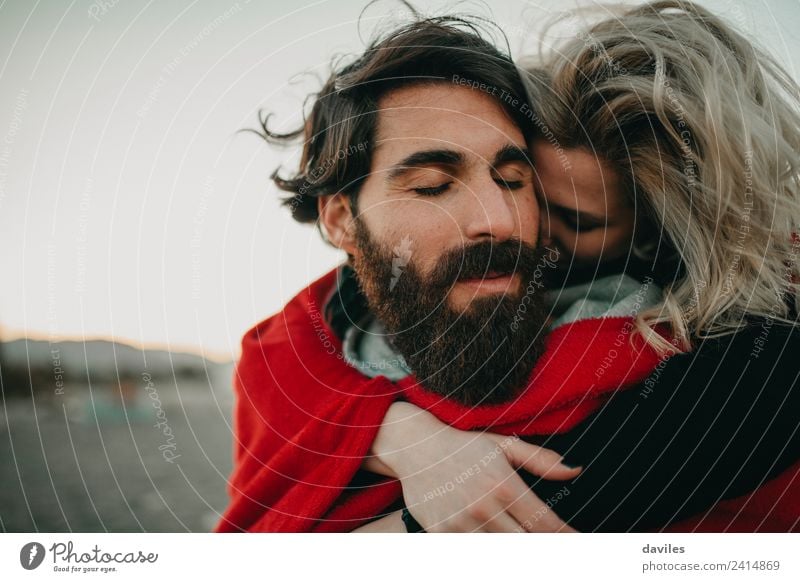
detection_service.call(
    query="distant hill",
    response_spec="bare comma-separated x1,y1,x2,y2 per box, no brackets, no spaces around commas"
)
0,338,233,397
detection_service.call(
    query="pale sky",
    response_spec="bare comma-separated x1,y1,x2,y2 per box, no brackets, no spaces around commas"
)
2,0,799,360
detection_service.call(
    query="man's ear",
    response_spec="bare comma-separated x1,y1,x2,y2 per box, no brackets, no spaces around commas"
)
318,194,357,255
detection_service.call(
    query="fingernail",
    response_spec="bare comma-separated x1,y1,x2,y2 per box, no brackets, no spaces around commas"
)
561,457,581,469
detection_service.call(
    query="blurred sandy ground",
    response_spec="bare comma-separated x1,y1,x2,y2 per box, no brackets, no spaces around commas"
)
0,366,234,532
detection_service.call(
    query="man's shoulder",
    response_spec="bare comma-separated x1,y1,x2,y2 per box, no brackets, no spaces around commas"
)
239,267,340,347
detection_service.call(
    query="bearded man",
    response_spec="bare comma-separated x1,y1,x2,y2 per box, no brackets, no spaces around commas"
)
216,16,800,534
217,17,659,533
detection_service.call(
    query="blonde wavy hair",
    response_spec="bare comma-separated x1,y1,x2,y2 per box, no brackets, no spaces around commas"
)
524,0,800,352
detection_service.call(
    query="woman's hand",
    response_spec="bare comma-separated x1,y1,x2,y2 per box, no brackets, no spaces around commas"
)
366,402,581,532
352,510,405,533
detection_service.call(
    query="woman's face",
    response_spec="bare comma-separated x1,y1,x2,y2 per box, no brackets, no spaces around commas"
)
531,139,636,270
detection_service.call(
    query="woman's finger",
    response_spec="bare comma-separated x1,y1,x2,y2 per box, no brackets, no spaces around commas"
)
497,436,582,480
501,475,575,532
477,505,525,533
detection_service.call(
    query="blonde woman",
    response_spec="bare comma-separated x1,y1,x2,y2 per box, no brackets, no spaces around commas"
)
528,0,800,351
357,0,800,532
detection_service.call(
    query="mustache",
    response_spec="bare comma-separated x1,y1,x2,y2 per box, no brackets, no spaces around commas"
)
426,238,542,289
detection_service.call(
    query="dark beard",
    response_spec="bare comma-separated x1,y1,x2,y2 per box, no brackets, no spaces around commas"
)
351,219,549,406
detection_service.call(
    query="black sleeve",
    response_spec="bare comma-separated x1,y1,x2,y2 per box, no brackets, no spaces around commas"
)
520,322,800,532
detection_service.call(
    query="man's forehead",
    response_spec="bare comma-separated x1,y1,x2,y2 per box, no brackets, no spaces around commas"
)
373,83,526,150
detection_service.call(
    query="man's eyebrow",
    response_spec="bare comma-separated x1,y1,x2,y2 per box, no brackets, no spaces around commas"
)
493,144,533,167
386,149,464,181
547,201,607,223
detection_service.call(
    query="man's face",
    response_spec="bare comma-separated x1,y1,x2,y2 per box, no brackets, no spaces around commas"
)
342,83,548,405
353,83,541,310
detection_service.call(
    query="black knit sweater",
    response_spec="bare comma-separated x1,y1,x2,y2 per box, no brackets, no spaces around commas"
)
522,320,800,531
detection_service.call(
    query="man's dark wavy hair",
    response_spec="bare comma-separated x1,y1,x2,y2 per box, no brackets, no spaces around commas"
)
255,13,535,225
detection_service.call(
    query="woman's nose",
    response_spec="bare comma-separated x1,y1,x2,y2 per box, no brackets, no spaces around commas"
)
539,213,554,245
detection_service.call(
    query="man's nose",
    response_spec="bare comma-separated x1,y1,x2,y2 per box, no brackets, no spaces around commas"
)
462,179,516,242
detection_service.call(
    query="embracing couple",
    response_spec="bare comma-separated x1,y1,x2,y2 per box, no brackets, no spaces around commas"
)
216,0,800,533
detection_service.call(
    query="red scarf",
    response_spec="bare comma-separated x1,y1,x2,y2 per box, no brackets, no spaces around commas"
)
215,268,800,532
